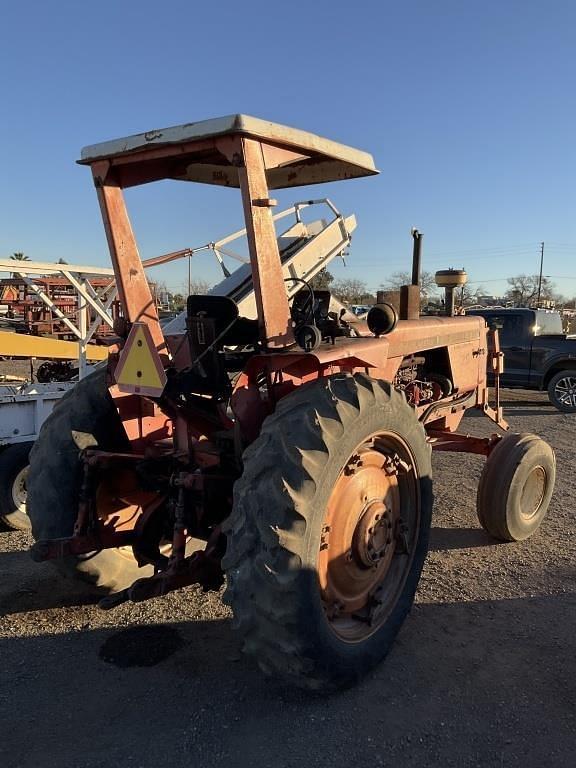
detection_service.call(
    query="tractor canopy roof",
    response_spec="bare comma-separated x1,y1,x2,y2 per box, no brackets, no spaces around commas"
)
78,114,378,189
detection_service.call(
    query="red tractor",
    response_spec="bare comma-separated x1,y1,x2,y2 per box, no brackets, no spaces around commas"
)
28,116,555,690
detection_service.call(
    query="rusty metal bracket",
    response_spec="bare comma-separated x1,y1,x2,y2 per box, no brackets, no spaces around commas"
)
30,530,135,562
427,430,503,456
480,327,508,429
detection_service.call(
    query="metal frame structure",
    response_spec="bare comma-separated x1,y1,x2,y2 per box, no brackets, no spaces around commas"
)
142,198,347,277
0,260,116,378
0,262,117,524
81,115,377,353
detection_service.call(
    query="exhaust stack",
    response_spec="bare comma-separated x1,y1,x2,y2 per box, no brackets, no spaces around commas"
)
399,229,423,320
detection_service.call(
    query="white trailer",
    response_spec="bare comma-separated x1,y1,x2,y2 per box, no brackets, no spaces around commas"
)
0,259,115,530
0,381,76,529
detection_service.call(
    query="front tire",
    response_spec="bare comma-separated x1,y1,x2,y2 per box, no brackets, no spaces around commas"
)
223,374,433,691
477,433,555,541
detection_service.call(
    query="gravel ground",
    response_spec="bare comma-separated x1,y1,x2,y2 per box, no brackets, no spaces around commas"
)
0,389,574,768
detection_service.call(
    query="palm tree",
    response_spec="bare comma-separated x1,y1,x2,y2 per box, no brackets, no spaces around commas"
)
9,252,30,279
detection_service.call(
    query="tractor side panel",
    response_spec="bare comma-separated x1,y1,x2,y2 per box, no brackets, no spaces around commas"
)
448,341,485,392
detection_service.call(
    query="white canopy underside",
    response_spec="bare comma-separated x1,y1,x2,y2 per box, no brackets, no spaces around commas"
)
79,114,378,189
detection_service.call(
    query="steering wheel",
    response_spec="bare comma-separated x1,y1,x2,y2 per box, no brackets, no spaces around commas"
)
285,278,322,351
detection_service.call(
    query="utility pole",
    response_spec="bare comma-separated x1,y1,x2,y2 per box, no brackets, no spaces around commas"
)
537,241,544,306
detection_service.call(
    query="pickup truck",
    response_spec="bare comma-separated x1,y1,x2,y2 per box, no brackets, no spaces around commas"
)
467,308,576,413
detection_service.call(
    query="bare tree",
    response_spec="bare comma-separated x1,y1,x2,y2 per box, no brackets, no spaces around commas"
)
458,283,488,307
382,270,438,300
183,278,212,296
331,278,373,304
505,274,556,307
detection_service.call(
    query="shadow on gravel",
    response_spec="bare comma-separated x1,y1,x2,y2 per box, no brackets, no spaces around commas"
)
460,409,489,418
500,408,557,417
462,402,555,419
500,398,551,407
99,624,184,667
0,549,100,616
428,526,498,551
1,593,575,768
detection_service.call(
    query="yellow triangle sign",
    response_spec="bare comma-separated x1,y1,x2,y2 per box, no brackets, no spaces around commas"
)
115,323,167,397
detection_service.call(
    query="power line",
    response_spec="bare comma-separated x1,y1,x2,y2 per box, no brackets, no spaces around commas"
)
423,252,536,265
425,243,540,256
353,251,539,268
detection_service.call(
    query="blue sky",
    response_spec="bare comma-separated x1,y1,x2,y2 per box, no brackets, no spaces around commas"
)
1,1,575,298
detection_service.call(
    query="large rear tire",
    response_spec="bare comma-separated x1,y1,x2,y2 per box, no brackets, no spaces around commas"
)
223,373,433,691
27,369,152,591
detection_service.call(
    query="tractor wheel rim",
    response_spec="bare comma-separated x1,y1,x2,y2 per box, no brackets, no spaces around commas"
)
318,431,420,643
554,376,576,407
11,465,28,514
520,465,546,520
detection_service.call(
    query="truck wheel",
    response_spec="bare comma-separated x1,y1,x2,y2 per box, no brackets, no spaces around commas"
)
477,433,555,542
27,368,153,591
0,442,33,531
547,370,576,413
223,373,433,691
